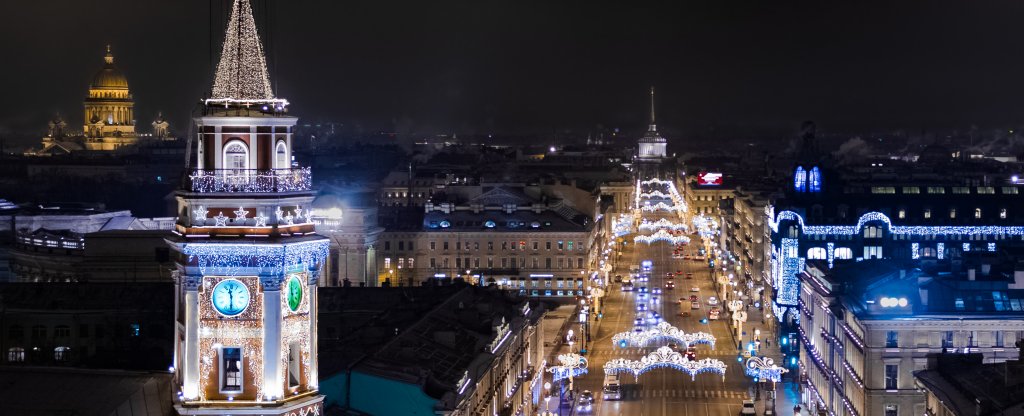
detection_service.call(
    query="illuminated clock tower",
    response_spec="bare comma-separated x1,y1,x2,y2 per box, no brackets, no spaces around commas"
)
169,1,327,414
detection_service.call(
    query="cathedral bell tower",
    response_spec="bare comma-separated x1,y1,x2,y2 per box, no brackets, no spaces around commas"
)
169,1,326,414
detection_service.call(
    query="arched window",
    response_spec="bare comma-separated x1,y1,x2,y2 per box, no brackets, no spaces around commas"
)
223,140,249,173
809,167,822,192
807,247,827,259
794,166,807,192
787,225,799,239
7,347,24,363
834,247,853,259
54,346,70,362
275,141,288,169
864,226,882,239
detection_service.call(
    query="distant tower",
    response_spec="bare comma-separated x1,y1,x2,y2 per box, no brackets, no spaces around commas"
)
170,1,327,414
637,87,667,160
83,45,137,150
793,121,823,193
152,112,170,139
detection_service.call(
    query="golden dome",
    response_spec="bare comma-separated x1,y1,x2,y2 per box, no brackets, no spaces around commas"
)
90,46,128,90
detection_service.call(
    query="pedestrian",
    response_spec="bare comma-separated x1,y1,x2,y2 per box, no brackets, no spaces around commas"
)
766,338,771,347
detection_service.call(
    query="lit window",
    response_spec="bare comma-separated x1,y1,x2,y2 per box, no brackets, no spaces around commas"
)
384,258,391,269
1001,187,1018,195
223,141,249,173
924,209,931,219
902,187,920,194
927,187,945,194
864,246,883,259
949,209,956,219
807,247,827,260
221,347,243,393
809,167,822,192
275,141,288,169
885,404,898,416
975,208,982,219
834,247,853,259
871,187,896,194
54,346,70,362
7,347,24,363
1001,209,1008,219
130,324,140,337
978,187,995,194
794,166,807,192
952,187,970,194
898,209,905,219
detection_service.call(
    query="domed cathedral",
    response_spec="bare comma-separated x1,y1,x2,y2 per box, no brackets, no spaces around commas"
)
169,0,327,414
790,121,826,195
83,45,138,150
635,87,671,180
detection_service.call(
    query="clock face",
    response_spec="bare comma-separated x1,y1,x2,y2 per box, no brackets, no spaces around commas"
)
211,279,251,317
287,275,303,312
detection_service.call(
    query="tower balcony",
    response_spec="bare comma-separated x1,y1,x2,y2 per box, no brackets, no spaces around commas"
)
187,167,311,193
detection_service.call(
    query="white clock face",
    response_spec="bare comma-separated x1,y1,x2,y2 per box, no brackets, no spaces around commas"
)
211,279,251,317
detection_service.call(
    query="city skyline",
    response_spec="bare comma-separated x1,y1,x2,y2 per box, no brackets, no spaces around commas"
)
4,1,1024,145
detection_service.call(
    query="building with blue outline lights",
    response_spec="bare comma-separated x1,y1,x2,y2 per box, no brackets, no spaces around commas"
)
167,1,328,414
768,122,1024,332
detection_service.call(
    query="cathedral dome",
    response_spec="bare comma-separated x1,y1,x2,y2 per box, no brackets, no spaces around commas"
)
90,47,128,90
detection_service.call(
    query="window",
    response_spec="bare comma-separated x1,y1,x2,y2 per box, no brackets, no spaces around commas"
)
955,298,965,311
1001,208,1008,219
567,241,574,251
922,247,936,258
288,343,301,388
408,258,414,269
130,323,140,337
532,258,539,268
787,226,799,239
975,208,982,219
809,167,822,192
546,242,552,250
545,258,552,268
942,331,954,348
871,187,896,194
8,325,23,339
864,226,882,239
902,186,920,194
949,209,956,219
397,241,404,251
443,258,449,268
807,247,827,260
886,331,898,348
924,209,931,219
1002,187,1019,195
31,325,46,339
221,347,243,393
794,166,807,192
429,258,436,268
834,247,853,260
443,241,449,250
927,187,945,194
384,257,391,269
558,241,564,251
533,241,539,250
978,187,995,194
995,331,1004,347
275,141,288,169
487,241,494,251
885,404,898,416
430,241,436,250
884,364,898,390
898,209,905,219
398,258,405,269
519,241,526,251
223,141,249,173
54,325,70,338
384,241,391,251
952,187,970,194
54,346,70,362
577,241,584,252
864,246,882,259
577,258,584,268
7,347,24,363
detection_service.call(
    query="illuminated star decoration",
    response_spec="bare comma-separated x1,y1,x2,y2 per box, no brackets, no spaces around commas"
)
275,207,284,222
294,206,303,220
213,212,230,226
233,207,249,222
284,213,295,225
254,213,268,227
193,205,208,222
304,209,313,224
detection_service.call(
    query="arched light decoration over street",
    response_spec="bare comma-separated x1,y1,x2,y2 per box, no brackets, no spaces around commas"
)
603,346,727,382
639,218,689,232
612,322,716,349
745,357,789,383
548,353,588,382
640,202,684,212
634,230,691,245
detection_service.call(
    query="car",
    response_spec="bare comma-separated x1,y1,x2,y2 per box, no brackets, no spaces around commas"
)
690,286,700,292
637,304,648,311
689,295,699,302
707,296,719,305
650,295,659,303
614,274,623,283
666,281,675,289
740,400,756,415
577,390,594,413
634,317,644,326
653,288,663,295
637,292,648,300
641,260,653,271
691,301,700,309
621,281,634,292
685,346,697,361
666,272,674,277
686,273,694,279
638,286,649,293
682,255,692,260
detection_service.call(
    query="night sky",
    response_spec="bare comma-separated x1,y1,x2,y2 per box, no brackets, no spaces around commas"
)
3,0,1024,146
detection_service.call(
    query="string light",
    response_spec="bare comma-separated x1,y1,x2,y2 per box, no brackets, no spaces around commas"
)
634,230,691,245
214,212,230,226
775,238,802,306
744,356,788,382
181,240,329,276
827,242,835,269
189,168,312,193
210,0,275,103
234,207,249,221
638,218,688,232
771,210,1024,236
547,353,588,382
911,242,920,260
612,322,716,349
603,346,727,382
938,242,945,259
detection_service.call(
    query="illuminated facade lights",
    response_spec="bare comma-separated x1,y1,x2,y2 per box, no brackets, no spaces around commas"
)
188,168,312,193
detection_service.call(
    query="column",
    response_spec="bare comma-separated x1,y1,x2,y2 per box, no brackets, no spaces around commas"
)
182,276,201,400
307,269,319,389
262,276,283,399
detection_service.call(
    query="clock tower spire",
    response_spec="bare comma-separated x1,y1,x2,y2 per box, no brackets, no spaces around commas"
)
169,1,326,415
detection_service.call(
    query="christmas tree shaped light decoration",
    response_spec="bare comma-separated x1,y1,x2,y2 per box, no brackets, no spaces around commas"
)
209,0,282,106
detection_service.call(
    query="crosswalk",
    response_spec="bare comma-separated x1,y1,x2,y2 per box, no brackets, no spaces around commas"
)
618,389,750,399
593,348,739,357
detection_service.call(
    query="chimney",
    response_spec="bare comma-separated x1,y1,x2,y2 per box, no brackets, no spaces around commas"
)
968,269,976,281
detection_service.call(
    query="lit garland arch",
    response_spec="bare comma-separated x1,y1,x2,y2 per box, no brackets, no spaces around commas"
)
745,356,789,382
612,322,716,349
603,346,727,381
634,230,691,245
548,353,588,382
639,218,688,232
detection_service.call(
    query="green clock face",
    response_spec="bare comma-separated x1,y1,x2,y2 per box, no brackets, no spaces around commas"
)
287,275,303,311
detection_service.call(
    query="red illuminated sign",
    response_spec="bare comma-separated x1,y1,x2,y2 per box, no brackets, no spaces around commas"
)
697,172,723,186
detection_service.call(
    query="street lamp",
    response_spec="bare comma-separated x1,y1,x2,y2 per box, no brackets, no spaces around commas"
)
544,382,552,413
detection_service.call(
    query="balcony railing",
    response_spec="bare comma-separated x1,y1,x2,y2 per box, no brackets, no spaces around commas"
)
187,167,311,193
